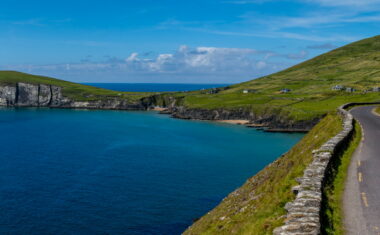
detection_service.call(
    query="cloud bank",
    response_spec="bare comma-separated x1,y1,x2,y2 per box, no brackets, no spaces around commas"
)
4,45,302,83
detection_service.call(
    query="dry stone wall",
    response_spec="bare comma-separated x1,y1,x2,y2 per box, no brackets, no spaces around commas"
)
273,105,355,235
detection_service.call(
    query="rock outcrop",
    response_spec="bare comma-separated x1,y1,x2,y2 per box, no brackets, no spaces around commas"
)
0,83,146,110
162,106,318,131
17,83,39,106
0,86,16,106
38,84,51,106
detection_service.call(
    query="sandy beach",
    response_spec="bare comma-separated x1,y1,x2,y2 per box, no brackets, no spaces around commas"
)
152,107,168,111
216,120,250,125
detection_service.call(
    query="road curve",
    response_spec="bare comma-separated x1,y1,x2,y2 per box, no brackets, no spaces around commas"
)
344,106,380,235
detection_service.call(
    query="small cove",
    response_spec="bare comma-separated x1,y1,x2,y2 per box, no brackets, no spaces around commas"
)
0,106,304,234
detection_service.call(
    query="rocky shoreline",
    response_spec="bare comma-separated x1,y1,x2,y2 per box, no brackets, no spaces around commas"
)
0,82,317,132
0,83,147,110
155,106,317,132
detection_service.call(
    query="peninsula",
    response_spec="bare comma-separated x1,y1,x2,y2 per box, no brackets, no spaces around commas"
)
1,35,380,234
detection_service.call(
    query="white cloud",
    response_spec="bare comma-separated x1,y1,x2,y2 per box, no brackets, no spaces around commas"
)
4,45,296,82
225,0,380,7
303,0,380,7
126,53,139,62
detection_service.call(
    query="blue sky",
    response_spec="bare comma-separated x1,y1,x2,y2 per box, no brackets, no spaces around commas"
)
1,0,380,83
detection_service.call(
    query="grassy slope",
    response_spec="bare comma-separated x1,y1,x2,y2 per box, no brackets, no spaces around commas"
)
184,113,342,235
176,35,380,121
0,71,152,102
375,106,380,115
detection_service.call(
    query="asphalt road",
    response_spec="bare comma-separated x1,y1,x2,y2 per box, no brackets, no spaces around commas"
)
344,106,380,235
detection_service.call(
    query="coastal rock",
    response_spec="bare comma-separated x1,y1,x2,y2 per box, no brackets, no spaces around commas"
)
50,86,63,106
167,106,318,131
17,83,39,106
0,86,16,106
38,84,51,106
0,83,148,110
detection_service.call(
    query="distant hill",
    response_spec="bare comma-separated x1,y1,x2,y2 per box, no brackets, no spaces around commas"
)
2,35,380,123
0,71,150,102
173,35,380,122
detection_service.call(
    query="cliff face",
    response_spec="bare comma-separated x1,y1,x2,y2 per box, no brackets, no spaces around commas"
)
141,94,319,131
170,106,319,131
0,83,146,110
0,82,318,130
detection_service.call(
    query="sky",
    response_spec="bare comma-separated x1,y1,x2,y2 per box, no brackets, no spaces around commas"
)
1,0,380,83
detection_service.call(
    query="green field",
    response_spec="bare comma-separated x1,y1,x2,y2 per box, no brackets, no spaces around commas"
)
167,35,380,122
0,71,152,102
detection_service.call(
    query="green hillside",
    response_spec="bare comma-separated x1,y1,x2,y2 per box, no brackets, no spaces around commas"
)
184,113,342,234
1,36,380,234
2,35,380,119
172,35,380,121
0,71,151,102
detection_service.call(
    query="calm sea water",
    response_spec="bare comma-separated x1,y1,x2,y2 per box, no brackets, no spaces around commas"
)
0,84,304,235
84,83,230,92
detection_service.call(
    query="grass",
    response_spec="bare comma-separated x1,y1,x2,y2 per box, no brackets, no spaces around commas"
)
184,113,342,235
2,35,380,122
166,35,380,122
2,36,379,234
375,106,380,115
321,121,362,234
0,71,153,102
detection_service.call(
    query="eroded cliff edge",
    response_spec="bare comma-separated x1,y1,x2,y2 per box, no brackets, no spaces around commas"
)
0,83,146,110
0,83,319,131
142,94,320,131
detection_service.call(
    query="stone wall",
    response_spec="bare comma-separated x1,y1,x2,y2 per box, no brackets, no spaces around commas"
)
273,102,380,234
273,105,355,235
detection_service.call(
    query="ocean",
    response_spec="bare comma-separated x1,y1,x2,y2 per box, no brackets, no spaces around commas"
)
0,84,303,234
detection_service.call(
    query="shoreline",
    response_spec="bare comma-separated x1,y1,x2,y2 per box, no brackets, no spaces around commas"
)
216,119,250,125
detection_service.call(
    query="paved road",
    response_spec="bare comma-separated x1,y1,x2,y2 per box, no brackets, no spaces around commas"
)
344,106,380,235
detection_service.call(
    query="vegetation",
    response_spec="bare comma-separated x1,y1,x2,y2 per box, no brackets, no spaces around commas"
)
184,113,342,235
170,35,380,122
2,36,380,120
321,121,362,234
2,36,379,234
0,71,152,102
375,106,380,115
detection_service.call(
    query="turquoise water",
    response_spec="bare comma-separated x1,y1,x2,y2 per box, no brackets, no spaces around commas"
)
0,108,303,234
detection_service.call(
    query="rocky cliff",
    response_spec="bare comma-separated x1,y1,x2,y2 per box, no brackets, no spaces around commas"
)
0,82,319,130
141,94,320,131
0,83,146,110
169,106,319,131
